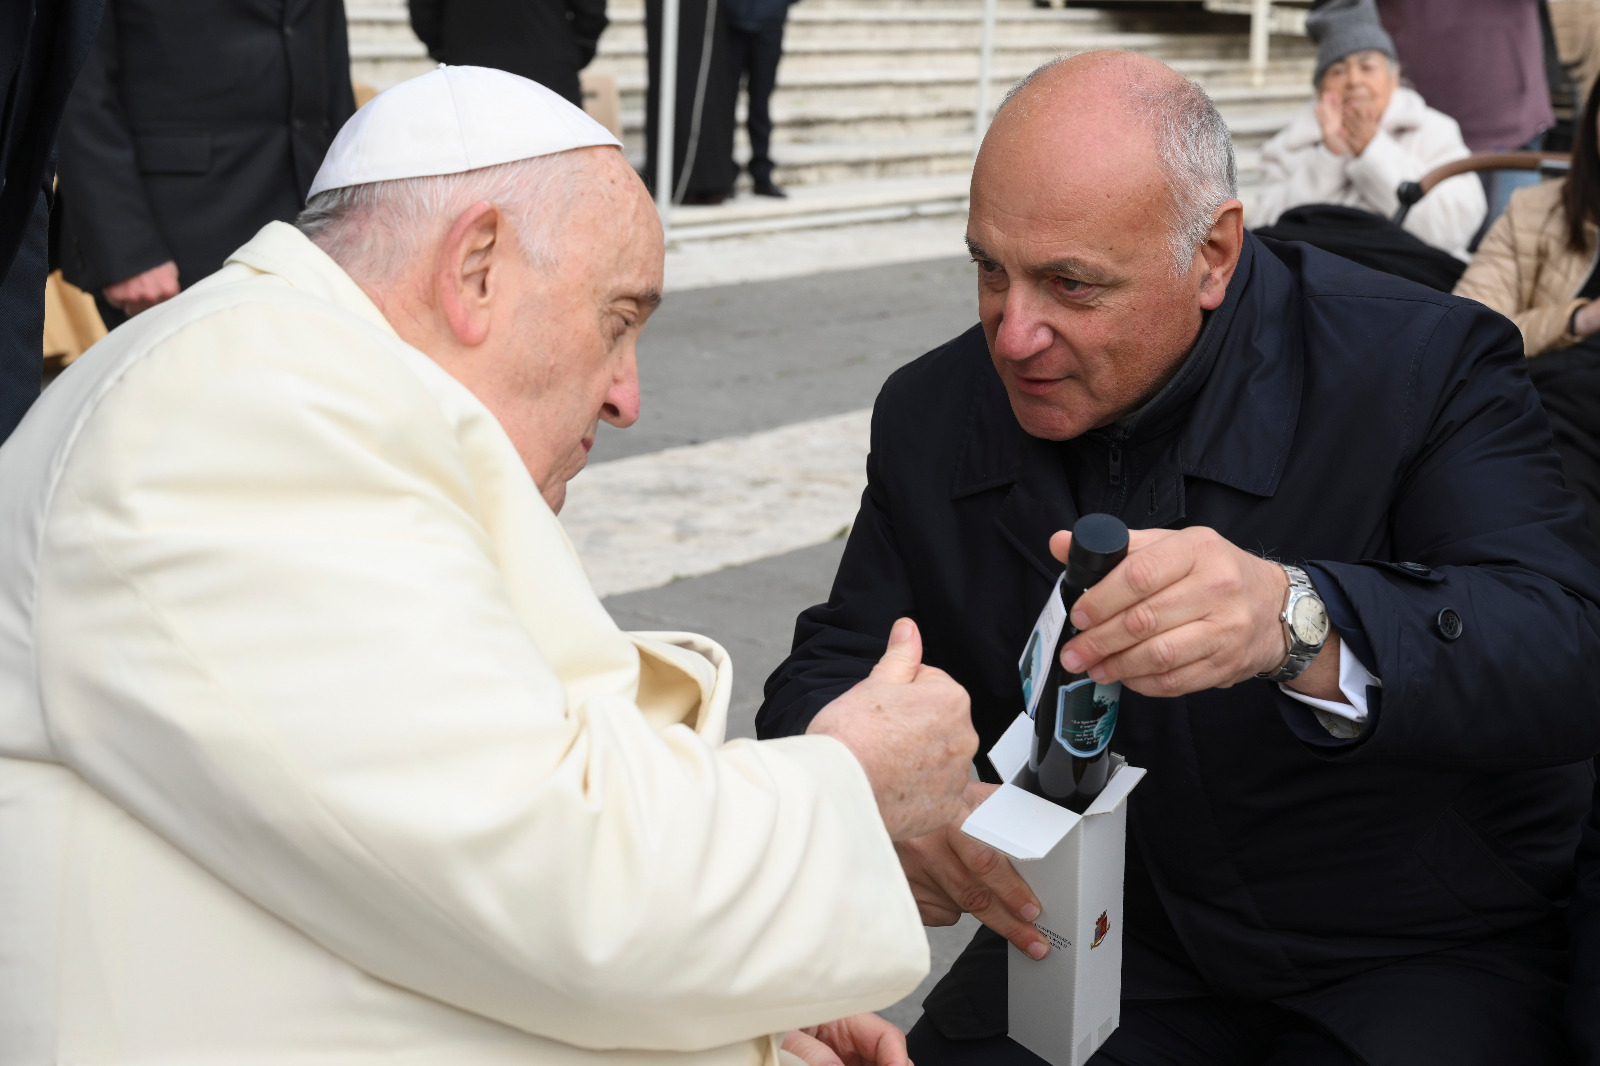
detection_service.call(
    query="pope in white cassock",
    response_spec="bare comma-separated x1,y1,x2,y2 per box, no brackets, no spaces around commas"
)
0,67,980,1066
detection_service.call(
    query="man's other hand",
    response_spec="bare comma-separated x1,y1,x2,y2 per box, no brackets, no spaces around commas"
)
782,1013,910,1066
807,618,977,842
1575,299,1600,337
103,261,179,315
1052,526,1290,698
896,781,1048,960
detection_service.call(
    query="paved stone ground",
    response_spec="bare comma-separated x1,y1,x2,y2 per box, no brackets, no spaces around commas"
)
595,248,984,1031
592,254,976,462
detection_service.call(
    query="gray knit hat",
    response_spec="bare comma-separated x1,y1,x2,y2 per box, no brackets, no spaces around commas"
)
1305,0,1397,87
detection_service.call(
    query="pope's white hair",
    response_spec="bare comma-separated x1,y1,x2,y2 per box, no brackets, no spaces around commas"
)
295,151,591,282
997,56,1238,274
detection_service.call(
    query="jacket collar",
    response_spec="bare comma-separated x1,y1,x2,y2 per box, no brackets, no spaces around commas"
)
1171,235,1304,497
225,222,399,339
953,234,1304,579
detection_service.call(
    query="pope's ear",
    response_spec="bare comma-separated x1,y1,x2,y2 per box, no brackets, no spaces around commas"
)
435,200,502,346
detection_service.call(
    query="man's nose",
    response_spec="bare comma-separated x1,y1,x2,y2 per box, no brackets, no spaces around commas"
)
600,354,640,428
991,286,1053,363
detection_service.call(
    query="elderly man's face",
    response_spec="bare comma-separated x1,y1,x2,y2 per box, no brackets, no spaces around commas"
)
499,159,662,512
1320,50,1397,113
412,149,663,514
967,65,1228,441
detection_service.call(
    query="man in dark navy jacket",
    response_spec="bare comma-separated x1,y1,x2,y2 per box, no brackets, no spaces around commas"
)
758,51,1600,1065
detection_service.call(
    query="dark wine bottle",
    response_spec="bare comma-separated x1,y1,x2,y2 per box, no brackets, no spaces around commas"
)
1016,513,1130,813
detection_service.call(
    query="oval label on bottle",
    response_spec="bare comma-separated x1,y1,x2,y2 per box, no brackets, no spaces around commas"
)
1055,678,1121,758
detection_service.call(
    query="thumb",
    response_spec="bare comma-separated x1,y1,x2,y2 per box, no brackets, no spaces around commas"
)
781,1031,844,1066
869,617,922,683
1050,530,1072,565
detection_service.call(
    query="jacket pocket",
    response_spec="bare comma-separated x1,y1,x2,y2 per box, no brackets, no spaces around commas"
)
133,132,212,175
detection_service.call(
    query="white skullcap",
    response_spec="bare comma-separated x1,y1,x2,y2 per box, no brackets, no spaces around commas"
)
308,65,622,198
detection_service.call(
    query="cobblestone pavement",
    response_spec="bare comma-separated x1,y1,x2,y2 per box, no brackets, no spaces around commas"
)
575,233,982,1031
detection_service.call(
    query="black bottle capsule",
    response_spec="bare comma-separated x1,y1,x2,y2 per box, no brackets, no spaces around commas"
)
1015,513,1130,813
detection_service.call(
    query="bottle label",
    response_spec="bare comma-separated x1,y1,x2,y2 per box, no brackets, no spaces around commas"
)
1055,678,1121,758
1019,572,1068,721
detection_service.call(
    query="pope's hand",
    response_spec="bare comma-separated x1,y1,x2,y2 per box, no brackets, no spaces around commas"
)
782,1013,911,1066
807,618,977,842
896,780,1048,960
1053,526,1289,698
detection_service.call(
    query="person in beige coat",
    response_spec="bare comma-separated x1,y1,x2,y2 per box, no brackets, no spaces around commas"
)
1454,176,1597,354
0,67,979,1066
1455,69,1600,540
1251,0,1485,261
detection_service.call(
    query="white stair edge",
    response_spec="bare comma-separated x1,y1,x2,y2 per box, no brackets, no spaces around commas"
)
669,197,968,241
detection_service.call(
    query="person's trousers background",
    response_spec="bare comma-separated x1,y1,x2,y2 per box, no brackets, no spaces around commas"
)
726,15,784,185
0,187,48,444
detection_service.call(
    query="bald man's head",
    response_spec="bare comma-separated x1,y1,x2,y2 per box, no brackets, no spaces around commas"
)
965,51,1245,441
985,51,1236,273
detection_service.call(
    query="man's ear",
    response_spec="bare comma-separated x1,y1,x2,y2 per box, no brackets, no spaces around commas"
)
435,201,502,346
1197,199,1245,312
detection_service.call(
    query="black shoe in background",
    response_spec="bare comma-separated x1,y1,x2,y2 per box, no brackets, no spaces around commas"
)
753,178,787,198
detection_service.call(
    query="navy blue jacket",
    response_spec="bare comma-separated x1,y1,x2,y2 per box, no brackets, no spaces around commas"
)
0,0,102,280
1574,762,1600,1064
0,0,103,442
758,236,1600,1061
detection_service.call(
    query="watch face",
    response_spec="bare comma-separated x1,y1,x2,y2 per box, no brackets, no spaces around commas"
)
1289,593,1330,646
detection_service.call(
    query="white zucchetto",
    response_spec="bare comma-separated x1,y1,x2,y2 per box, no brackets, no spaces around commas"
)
307,65,623,198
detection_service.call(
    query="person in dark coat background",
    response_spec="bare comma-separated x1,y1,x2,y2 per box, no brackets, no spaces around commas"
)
55,0,355,329
759,52,1600,1065
408,0,607,108
646,0,738,204
0,0,104,444
721,0,797,197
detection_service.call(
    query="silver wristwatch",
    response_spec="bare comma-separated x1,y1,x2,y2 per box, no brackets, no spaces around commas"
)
1256,564,1329,683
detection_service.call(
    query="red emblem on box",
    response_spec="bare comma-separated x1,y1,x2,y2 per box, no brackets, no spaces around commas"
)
1090,910,1109,949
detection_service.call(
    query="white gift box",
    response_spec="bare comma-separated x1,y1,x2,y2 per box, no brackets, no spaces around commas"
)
961,713,1147,1066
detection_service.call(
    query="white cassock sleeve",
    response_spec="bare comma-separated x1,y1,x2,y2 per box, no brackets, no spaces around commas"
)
33,308,927,1053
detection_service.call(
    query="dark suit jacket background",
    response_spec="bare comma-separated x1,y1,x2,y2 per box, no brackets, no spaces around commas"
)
409,0,607,107
55,0,355,296
643,0,737,200
1,0,103,280
0,0,104,443
757,236,1600,1063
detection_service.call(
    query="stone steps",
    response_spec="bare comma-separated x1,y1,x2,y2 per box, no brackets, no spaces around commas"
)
343,0,1310,236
